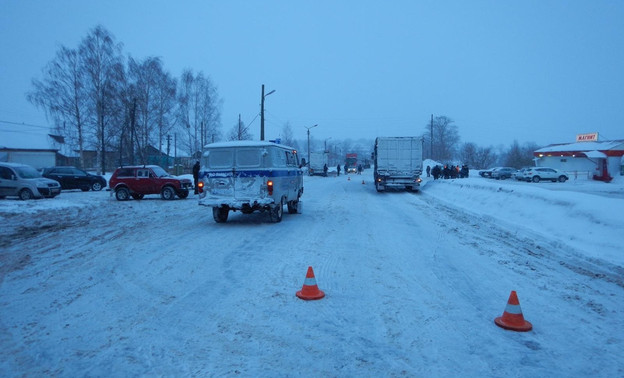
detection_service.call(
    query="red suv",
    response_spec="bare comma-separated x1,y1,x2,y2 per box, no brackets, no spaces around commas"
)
109,165,192,201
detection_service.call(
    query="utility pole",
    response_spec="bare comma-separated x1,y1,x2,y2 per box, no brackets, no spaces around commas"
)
174,133,177,175
260,84,275,141
261,85,265,141
200,121,204,149
130,98,136,165
166,134,171,171
305,124,318,167
238,114,242,140
430,114,434,160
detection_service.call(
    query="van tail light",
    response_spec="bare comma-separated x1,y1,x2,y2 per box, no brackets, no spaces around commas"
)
197,181,204,193
267,180,274,195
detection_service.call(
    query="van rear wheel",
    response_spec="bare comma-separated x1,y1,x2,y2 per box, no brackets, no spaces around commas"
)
213,207,229,223
287,200,298,214
270,198,284,223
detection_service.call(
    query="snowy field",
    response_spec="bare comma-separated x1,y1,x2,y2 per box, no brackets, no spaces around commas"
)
1,169,623,377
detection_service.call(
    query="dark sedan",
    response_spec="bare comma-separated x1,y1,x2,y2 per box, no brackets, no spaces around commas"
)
42,166,107,191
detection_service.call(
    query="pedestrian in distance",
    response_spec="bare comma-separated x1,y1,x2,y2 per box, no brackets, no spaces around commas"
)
432,165,440,180
336,164,341,176
192,160,200,194
323,164,328,177
357,164,363,175
426,165,431,177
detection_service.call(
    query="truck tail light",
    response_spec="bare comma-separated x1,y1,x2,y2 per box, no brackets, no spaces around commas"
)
197,181,204,193
267,180,274,195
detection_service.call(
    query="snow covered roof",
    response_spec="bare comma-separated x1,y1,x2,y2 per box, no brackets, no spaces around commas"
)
535,140,624,153
204,140,297,150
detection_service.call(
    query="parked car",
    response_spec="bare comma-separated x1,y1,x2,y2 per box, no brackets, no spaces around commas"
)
513,168,530,181
479,167,496,178
109,165,192,201
0,162,61,200
42,166,107,191
491,167,517,180
523,167,569,183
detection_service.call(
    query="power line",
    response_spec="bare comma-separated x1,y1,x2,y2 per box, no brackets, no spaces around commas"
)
0,119,51,130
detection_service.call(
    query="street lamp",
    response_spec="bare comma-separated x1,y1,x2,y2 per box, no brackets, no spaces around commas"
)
260,84,275,141
305,124,318,167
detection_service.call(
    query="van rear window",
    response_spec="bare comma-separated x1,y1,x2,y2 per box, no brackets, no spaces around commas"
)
209,150,234,168
236,149,261,167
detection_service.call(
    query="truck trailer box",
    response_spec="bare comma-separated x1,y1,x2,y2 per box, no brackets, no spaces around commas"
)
374,137,423,192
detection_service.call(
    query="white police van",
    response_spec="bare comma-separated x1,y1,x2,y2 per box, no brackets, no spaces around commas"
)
197,141,304,223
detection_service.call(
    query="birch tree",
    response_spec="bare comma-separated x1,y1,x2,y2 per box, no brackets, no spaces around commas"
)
28,46,89,167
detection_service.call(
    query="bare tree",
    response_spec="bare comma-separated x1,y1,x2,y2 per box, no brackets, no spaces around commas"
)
502,140,539,168
457,142,478,168
474,146,497,169
28,46,89,167
79,25,125,174
227,115,252,141
177,70,222,158
126,56,176,164
280,122,298,148
424,116,460,162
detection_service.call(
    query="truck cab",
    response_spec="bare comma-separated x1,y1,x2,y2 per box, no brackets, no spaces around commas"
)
197,141,304,223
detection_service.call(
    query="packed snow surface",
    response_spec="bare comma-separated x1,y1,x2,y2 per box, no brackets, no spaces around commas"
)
1,170,623,376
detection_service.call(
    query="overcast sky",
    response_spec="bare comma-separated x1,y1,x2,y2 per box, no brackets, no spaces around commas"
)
1,0,623,149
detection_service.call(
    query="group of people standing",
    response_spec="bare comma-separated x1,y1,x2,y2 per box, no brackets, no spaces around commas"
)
426,164,469,180
327,164,364,176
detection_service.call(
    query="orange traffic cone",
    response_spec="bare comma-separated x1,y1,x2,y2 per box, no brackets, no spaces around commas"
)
296,266,325,300
495,291,532,332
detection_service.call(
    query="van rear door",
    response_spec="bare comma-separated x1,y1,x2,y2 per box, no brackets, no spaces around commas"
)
206,149,235,198
233,148,264,199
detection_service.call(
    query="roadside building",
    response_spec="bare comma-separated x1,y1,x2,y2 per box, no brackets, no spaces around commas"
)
534,133,624,182
0,147,58,169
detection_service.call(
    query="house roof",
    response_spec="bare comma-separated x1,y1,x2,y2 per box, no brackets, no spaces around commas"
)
535,140,624,153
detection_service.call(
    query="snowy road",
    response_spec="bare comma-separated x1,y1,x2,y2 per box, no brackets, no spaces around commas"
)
1,172,623,376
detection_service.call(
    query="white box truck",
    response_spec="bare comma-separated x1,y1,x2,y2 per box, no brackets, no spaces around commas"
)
373,137,423,192
308,151,329,176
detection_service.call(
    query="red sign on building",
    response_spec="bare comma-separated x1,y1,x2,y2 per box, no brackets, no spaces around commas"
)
576,132,598,142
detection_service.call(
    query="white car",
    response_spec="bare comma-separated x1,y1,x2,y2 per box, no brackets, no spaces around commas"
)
523,167,568,183
0,162,61,200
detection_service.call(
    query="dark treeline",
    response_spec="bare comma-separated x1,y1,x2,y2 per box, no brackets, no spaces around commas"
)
27,26,537,173
422,115,539,169
28,25,222,173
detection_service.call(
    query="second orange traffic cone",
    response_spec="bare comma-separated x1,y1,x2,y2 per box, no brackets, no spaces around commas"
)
494,290,532,332
296,266,325,300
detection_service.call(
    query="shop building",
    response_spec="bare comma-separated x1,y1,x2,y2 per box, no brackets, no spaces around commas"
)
533,133,623,182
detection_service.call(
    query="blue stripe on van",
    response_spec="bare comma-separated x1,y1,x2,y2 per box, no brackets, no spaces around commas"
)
199,169,302,179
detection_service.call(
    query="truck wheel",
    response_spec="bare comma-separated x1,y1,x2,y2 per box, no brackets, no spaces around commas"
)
270,198,284,223
375,182,384,192
213,207,229,223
